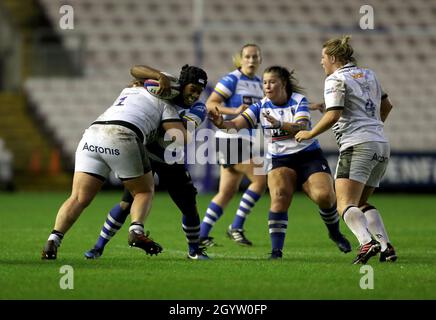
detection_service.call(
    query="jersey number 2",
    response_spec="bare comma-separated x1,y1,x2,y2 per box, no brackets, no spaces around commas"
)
116,96,127,106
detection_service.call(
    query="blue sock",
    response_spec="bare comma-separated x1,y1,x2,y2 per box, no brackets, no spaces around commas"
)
182,215,200,253
231,189,261,230
268,211,288,251
200,202,223,238
95,204,130,250
319,205,340,236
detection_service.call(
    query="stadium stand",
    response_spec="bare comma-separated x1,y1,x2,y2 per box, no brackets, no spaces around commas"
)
0,0,432,191
24,0,436,158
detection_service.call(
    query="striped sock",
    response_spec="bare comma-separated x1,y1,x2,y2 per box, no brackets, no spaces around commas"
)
231,189,261,230
319,205,341,236
268,211,288,251
182,215,201,253
95,204,129,250
200,202,223,238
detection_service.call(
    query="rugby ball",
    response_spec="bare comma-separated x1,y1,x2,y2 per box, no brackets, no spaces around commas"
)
144,79,180,100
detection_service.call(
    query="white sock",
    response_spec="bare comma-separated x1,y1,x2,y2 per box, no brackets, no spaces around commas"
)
129,223,144,235
363,207,390,251
343,206,372,246
48,233,62,247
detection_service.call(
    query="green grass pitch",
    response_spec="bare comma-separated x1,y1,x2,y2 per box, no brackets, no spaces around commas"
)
0,191,435,300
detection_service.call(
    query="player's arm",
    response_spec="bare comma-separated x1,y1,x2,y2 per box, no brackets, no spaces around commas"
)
206,92,248,115
262,112,309,135
162,120,192,145
309,102,326,113
380,96,393,122
130,65,171,96
296,77,345,142
295,109,342,142
208,107,250,130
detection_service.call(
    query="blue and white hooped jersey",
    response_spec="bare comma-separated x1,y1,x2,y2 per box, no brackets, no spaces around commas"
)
177,101,207,129
213,69,263,138
242,93,320,158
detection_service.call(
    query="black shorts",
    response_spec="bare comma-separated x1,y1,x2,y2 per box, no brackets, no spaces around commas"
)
270,148,331,186
122,159,196,203
216,137,253,168
149,159,193,189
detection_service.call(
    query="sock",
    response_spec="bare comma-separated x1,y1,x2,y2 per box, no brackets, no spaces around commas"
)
182,215,201,253
268,211,288,251
342,206,372,246
363,206,390,251
200,202,223,238
95,204,130,250
231,189,261,230
319,205,341,236
48,230,64,247
129,222,144,235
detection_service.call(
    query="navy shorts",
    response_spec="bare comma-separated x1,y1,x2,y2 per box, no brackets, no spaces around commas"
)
270,148,331,186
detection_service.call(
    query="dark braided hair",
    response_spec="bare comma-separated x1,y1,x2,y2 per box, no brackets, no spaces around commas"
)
178,64,208,90
263,66,304,99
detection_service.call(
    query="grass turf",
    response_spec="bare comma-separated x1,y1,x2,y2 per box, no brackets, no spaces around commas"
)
0,191,435,300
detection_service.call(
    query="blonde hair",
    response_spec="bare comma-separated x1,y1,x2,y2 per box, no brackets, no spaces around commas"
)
323,35,356,65
232,43,261,69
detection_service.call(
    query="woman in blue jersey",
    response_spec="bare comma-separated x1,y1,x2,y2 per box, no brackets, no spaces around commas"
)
296,36,396,264
199,44,267,247
209,65,351,259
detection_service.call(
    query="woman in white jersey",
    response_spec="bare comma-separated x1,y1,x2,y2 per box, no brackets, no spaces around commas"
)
209,65,351,259
296,35,397,264
199,44,267,247
41,67,188,260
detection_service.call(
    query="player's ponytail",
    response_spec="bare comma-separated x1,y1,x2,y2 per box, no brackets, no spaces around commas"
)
323,35,357,65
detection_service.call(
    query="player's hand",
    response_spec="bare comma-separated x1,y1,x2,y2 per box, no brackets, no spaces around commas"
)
295,130,312,142
157,73,172,97
263,112,282,129
208,106,224,128
234,104,249,115
309,102,326,113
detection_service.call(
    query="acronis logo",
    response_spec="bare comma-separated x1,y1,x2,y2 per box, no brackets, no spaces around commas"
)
82,143,120,155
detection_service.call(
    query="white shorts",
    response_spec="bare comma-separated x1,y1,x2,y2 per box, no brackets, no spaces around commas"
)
335,141,390,188
75,124,150,180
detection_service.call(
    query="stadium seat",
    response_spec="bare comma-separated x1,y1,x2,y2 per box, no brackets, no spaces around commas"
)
27,0,436,160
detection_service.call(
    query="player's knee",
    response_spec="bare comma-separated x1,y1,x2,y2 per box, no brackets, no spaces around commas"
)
248,180,266,195
313,188,336,208
71,194,93,209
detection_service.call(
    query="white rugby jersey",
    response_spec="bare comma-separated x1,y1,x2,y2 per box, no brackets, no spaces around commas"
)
324,63,388,151
94,87,180,142
242,93,320,158
213,69,263,139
